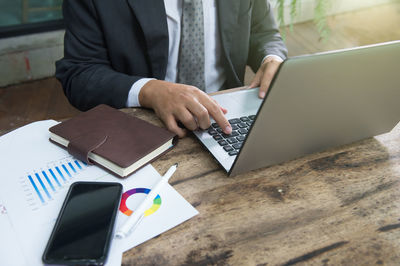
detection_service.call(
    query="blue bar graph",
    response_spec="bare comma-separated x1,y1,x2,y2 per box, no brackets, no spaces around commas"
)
35,173,52,200
48,169,62,187
68,162,77,173
26,159,88,207
74,160,82,169
55,166,66,181
28,175,45,204
41,171,56,192
62,164,71,177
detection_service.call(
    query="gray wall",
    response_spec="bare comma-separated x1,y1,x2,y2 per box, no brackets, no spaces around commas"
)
0,30,64,87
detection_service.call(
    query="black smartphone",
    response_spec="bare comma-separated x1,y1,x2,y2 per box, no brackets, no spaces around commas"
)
42,181,122,265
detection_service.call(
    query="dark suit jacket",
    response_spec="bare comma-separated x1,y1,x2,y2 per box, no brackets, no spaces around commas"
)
56,0,288,111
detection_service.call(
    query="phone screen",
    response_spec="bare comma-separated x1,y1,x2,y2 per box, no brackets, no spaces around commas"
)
42,182,122,265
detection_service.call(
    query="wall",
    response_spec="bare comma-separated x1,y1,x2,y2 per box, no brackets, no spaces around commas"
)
0,30,64,87
0,0,395,87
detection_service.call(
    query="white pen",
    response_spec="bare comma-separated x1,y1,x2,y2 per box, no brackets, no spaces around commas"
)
115,163,178,239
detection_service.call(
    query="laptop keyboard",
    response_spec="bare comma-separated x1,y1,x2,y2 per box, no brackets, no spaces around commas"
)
207,115,256,156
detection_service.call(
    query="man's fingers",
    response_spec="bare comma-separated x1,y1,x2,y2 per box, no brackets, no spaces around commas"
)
175,108,199,131
212,98,228,114
184,100,211,130
220,106,228,114
250,69,262,89
199,95,231,134
259,61,280,98
164,115,187,138
213,111,232,134
258,71,272,98
147,82,231,136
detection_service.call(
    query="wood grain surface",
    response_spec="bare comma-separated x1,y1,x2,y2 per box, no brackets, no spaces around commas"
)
0,3,398,265
120,107,400,266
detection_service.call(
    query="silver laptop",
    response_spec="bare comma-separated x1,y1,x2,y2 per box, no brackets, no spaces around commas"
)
194,40,400,176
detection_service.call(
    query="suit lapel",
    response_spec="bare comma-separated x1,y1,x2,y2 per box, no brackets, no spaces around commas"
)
217,0,241,84
127,0,169,79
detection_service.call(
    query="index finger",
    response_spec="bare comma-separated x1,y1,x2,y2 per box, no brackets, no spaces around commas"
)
198,94,232,134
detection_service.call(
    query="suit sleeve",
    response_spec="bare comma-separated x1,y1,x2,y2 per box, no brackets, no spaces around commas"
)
56,0,140,111
247,0,288,72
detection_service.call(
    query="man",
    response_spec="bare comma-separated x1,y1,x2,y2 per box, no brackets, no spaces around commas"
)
56,0,288,137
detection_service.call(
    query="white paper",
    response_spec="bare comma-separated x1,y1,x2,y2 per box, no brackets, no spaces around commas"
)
0,120,198,266
113,166,199,252
0,199,28,265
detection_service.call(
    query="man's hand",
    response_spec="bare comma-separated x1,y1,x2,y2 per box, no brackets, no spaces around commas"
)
249,56,283,99
139,80,232,138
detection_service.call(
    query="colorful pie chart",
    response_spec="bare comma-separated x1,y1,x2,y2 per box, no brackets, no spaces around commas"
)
119,188,162,216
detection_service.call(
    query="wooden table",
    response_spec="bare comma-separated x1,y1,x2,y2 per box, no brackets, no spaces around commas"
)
120,105,400,265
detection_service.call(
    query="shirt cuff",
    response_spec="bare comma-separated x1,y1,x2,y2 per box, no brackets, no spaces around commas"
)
262,54,284,65
126,78,155,107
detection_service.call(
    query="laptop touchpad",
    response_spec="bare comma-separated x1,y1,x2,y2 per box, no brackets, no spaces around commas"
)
211,88,262,117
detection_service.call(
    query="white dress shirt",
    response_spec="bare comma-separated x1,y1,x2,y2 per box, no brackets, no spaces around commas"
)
126,0,282,107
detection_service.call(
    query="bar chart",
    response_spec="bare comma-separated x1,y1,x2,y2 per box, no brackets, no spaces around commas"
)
20,157,88,211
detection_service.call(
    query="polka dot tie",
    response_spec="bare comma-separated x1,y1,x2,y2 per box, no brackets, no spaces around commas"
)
177,0,205,91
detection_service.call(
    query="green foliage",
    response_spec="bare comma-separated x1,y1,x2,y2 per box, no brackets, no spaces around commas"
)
277,0,286,37
314,0,330,40
289,0,299,31
275,0,330,40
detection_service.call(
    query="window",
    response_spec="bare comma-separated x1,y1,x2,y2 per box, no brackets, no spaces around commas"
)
0,0,63,38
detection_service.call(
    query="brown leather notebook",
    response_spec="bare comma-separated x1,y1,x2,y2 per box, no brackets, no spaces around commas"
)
48,104,177,178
